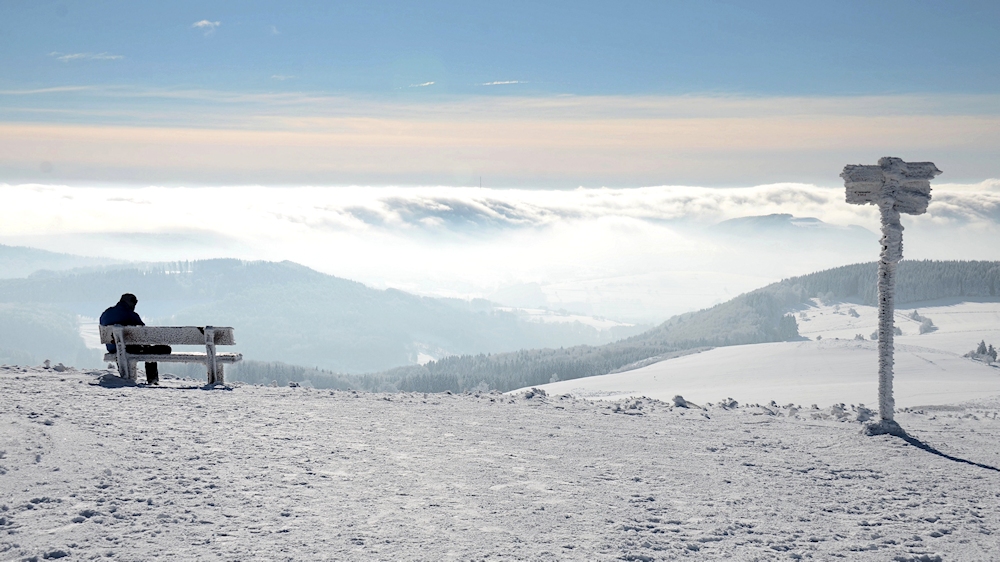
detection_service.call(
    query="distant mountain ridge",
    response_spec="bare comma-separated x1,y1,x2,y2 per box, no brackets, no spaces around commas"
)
0,243,119,279
713,213,873,235
1,252,996,392
0,258,645,371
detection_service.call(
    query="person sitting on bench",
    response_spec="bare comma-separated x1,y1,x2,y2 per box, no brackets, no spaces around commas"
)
100,293,170,385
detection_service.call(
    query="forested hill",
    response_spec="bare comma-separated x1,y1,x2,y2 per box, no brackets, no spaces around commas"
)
3,256,994,390
630,260,1000,354
355,260,1000,393
0,259,644,372
773,260,1000,305
363,284,801,392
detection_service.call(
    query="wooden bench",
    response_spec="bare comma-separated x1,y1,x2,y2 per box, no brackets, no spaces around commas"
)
99,326,242,384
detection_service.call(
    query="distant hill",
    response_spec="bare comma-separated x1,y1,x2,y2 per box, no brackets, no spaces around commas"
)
0,259,645,372
0,244,119,279
711,214,875,248
357,260,1000,393
0,303,94,367
3,256,996,388
363,281,801,392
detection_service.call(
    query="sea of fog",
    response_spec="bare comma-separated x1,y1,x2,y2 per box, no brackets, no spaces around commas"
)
2,181,998,323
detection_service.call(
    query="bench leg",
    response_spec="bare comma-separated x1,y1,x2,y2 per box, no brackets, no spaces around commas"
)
128,360,138,383
112,327,133,381
205,362,224,385
114,359,129,380
204,326,219,385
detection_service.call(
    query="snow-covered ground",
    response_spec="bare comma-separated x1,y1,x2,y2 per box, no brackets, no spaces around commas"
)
795,299,1000,356
538,339,1000,408
537,300,1000,409
3,366,999,561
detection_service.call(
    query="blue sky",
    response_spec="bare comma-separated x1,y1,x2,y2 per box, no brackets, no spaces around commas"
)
2,1,999,185
5,1,1000,96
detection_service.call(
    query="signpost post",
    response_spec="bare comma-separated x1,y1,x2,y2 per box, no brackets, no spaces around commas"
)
841,157,941,436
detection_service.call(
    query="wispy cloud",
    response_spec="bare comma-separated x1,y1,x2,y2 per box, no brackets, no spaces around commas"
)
269,25,280,35
49,52,123,62
271,75,295,81
0,86,93,95
192,20,221,35
13,86,1000,121
480,81,526,86
3,91,1000,186
409,82,435,88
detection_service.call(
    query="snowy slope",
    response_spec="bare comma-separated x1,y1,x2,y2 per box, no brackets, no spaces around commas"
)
537,339,1000,408
535,300,1000,408
795,299,1000,356
3,367,1000,561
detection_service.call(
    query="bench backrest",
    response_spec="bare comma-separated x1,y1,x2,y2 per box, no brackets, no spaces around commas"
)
99,326,236,346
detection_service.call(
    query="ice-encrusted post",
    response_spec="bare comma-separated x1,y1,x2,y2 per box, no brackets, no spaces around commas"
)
842,157,940,435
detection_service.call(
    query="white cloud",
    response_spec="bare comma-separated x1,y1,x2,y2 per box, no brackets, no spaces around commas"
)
49,52,123,62
480,81,526,86
271,75,294,81
269,25,280,35
2,181,997,322
192,20,221,35
409,82,435,88
0,86,93,95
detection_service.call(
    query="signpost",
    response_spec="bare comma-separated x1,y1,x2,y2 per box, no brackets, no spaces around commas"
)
841,157,941,436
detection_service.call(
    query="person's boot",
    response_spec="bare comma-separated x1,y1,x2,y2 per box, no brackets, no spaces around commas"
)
145,362,159,385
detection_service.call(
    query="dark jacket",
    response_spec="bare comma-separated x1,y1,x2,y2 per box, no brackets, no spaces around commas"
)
100,303,145,352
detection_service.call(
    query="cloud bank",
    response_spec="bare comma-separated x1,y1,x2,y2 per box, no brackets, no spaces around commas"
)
2,182,997,322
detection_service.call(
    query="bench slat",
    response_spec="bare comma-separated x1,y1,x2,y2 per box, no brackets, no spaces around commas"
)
99,326,236,346
103,352,242,364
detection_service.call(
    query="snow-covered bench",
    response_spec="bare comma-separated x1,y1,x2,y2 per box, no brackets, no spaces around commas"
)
99,326,242,384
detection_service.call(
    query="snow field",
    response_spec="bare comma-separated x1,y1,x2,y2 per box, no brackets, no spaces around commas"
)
795,299,1000,356
537,339,1000,409
536,300,1000,409
2,367,999,560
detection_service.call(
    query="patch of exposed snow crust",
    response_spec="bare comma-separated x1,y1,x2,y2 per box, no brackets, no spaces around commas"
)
2,366,998,560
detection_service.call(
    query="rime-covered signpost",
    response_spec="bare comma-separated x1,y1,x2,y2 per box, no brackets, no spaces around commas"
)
841,157,941,436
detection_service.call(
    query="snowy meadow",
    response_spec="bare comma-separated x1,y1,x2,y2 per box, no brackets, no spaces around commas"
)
2,367,999,561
